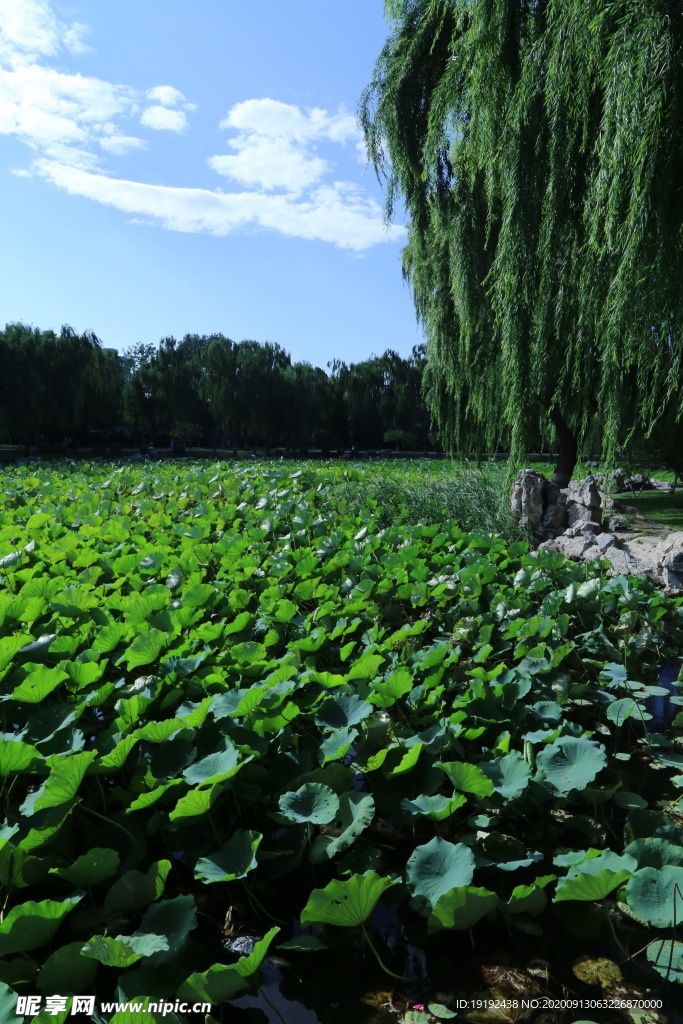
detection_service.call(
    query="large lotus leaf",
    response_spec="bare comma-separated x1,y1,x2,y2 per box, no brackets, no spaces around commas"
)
427,886,498,932
0,739,42,774
133,895,197,964
625,866,683,927
406,838,475,910
647,939,683,983
605,697,641,725
624,838,683,869
301,871,397,927
49,847,120,886
310,792,375,862
120,830,175,886
12,666,68,704
279,783,340,825
438,761,494,798
555,870,632,902
554,850,636,902
20,751,95,816
125,628,168,670
81,935,144,968
194,829,262,883
536,737,607,795
314,695,373,731
36,941,97,995
480,752,532,799
182,741,241,786
401,793,467,821
502,877,556,917
177,927,279,1002
368,668,414,707
0,896,81,956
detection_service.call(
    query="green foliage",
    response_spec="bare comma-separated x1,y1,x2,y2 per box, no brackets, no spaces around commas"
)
361,1,683,471
0,459,681,1012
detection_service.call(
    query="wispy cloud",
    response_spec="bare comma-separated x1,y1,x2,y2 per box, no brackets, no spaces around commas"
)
1,0,404,251
36,161,404,251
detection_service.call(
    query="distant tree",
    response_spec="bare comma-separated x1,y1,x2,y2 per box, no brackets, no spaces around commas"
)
361,0,683,483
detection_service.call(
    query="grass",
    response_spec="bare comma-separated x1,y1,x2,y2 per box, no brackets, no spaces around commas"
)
334,462,524,540
616,489,683,532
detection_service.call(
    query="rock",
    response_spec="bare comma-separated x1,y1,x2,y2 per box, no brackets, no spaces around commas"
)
567,475,602,508
510,470,547,529
596,532,616,553
651,477,674,491
612,468,628,492
565,519,600,537
624,473,652,491
566,502,602,527
605,516,627,532
659,536,683,577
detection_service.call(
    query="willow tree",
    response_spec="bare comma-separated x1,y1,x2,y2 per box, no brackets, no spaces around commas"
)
361,0,683,483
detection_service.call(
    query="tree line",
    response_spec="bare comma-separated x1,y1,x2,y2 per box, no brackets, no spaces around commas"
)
0,322,432,452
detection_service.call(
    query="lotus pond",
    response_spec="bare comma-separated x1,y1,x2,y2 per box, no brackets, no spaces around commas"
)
0,460,682,1024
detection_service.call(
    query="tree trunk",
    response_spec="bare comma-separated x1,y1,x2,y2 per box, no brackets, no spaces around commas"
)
550,406,578,487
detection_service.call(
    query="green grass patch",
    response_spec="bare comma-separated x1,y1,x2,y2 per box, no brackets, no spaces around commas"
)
618,489,683,531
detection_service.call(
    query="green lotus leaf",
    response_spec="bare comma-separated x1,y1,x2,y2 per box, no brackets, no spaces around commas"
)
480,751,532,799
20,750,95,815
437,761,495,798
346,653,384,680
104,860,171,914
182,741,241,786
36,941,98,995
315,695,373,731
369,668,414,706
125,628,168,670
177,927,279,1002
625,866,683,927
195,829,263,883
503,876,555,916
0,738,42,774
81,935,144,968
401,793,467,821
0,895,81,956
279,783,340,825
133,895,197,964
536,737,607,794
427,886,498,931
49,847,120,886
624,837,683,869
646,939,683,983
310,792,375,862
12,666,68,704
605,697,641,725
406,838,475,910
301,871,397,927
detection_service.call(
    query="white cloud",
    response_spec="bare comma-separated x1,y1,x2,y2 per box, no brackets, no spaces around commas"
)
100,134,148,155
36,160,406,251
0,61,140,165
63,22,89,55
210,98,362,195
1,1,404,251
140,105,187,132
147,84,185,107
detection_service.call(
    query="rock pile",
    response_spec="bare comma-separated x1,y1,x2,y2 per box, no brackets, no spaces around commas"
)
510,469,681,589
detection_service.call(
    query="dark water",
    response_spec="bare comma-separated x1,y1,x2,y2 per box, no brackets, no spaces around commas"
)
647,660,683,731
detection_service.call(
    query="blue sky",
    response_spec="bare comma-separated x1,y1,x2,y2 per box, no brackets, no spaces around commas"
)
0,0,422,368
